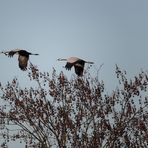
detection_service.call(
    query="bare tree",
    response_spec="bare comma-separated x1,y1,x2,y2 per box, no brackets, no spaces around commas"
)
0,64,148,148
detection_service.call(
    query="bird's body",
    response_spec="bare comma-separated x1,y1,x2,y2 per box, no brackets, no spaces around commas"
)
58,57,94,76
1,49,39,71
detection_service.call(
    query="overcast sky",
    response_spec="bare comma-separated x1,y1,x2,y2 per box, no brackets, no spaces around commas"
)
0,0,148,146
1,0,148,86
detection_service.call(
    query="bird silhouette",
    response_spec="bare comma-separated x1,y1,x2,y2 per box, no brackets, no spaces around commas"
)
1,49,39,71
57,57,94,76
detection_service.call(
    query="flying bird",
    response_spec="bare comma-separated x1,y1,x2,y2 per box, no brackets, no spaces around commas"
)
57,57,94,76
1,49,39,71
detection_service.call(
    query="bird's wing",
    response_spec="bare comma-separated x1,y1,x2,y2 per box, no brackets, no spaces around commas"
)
18,55,29,71
77,59,85,66
74,64,84,76
65,62,74,70
74,60,85,76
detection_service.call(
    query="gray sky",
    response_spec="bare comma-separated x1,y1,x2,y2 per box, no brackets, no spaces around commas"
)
0,0,148,146
0,0,148,87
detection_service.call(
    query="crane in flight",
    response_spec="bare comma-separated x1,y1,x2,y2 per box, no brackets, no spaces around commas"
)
1,49,39,71
57,57,94,76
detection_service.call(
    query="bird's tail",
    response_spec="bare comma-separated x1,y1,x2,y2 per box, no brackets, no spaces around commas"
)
30,53,39,56
86,61,94,64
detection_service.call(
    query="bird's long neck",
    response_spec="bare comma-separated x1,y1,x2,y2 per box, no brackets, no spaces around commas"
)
58,58,67,61
0,51,10,55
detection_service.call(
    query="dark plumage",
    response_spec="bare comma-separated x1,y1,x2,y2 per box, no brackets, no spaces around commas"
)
57,57,94,76
1,49,39,71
